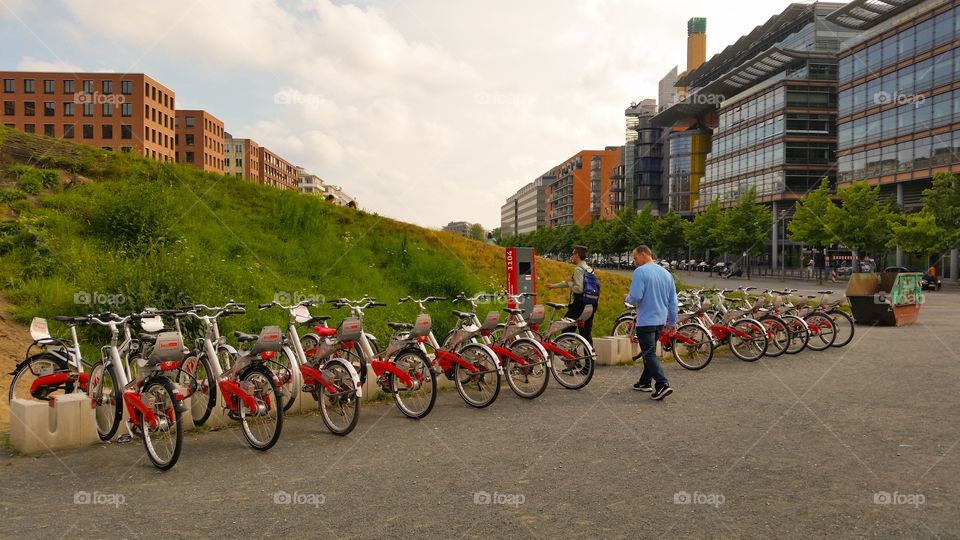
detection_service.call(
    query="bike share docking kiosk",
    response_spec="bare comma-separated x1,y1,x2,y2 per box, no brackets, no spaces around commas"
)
505,247,537,315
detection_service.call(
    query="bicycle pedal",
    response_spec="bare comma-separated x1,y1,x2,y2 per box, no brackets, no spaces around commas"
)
301,384,316,393
115,434,133,444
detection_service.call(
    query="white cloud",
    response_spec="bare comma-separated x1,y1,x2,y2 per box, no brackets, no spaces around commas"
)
12,0,801,228
16,56,82,72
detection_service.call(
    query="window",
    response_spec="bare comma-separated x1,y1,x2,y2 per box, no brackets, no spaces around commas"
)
63,79,74,94
101,124,113,139
24,101,36,116
916,18,934,51
185,134,194,145
102,103,113,117
24,79,35,93
121,80,132,95
82,80,93,94
43,102,55,116
83,103,93,117
3,79,14,93
897,104,913,136
23,123,35,133
933,92,952,126
933,51,953,87
236,158,242,167
934,10,954,47
120,146,131,153
43,124,54,136
186,151,195,163
3,101,13,116
82,124,93,139
63,124,74,139
897,65,915,96
63,102,74,116
120,124,132,139
897,141,913,172
43,80,54,94
102,80,113,94
185,116,195,128
898,26,916,62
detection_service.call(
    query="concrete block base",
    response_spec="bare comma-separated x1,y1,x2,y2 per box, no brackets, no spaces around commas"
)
10,393,100,455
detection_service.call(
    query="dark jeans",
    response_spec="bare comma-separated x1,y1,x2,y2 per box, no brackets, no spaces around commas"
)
635,325,668,390
564,297,597,345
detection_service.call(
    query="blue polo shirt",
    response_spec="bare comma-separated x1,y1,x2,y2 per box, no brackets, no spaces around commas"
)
626,263,678,327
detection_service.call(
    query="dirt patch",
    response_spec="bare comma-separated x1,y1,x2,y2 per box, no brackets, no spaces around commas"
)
0,295,29,432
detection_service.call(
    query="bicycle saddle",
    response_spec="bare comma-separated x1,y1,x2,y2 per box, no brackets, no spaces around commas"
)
139,333,158,343
546,302,567,309
314,327,336,337
298,315,331,326
54,315,88,324
451,310,474,319
503,308,524,315
388,322,414,330
234,331,259,343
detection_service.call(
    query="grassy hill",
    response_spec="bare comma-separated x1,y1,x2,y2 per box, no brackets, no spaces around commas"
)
0,125,634,361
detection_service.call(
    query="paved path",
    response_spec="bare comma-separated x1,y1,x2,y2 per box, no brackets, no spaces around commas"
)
1,293,959,539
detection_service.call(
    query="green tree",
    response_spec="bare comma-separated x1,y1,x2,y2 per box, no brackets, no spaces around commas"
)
652,210,688,259
607,208,637,263
719,188,773,277
467,223,485,241
686,199,723,260
490,227,502,244
922,172,960,251
630,205,655,248
825,181,894,263
788,178,835,248
889,209,945,261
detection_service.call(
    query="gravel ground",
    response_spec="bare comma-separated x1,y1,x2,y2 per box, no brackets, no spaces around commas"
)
1,292,958,539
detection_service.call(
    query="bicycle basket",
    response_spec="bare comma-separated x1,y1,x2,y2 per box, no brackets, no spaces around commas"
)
292,305,312,324
527,305,546,325
338,317,363,342
249,326,283,355
140,315,164,333
30,317,51,341
481,311,500,331
148,332,185,363
410,314,432,338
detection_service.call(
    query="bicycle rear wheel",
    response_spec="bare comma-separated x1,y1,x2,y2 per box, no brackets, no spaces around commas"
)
672,323,714,370
453,343,501,408
140,377,183,470
273,348,300,413
8,354,72,402
611,316,635,338
88,360,122,441
181,354,217,427
803,313,836,351
391,348,437,419
728,319,768,362
548,333,595,389
758,315,789,358
239,365,283,450
318,359,360,436
782,315,809,354
503,338,549,399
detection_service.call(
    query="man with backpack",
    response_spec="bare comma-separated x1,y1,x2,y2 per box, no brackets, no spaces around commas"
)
547,245,599,345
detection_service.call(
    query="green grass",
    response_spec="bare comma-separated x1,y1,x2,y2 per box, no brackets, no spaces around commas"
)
0,125,635,351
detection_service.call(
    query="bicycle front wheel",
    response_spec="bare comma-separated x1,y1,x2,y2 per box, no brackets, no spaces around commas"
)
238,366,284,451
391,348,437,419
318,359,360,436
728,319,768,362
758,315,789,358
181,354,217,427
672,323,714,370
453,343,501,408
782,315,809,354
274,348,301,413
548,333,595,389
504,338,549,399
140,377,183,471
828,309,855,348
88,360,122,441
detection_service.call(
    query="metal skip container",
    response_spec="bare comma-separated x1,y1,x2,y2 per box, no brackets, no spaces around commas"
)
845,272,923,326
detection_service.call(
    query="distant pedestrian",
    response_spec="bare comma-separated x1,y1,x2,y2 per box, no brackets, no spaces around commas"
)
625,245,677,401
547,245,599,345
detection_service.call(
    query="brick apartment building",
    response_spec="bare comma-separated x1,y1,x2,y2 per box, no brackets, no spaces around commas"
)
259,146,298,190
224,132,261,183
175,110,224,173
545,147,622,227
0,71,175,161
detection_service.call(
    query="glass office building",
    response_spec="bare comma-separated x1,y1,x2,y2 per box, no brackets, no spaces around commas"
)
833,0,960,211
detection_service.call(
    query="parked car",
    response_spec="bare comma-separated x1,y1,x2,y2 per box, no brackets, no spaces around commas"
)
882,266,942,291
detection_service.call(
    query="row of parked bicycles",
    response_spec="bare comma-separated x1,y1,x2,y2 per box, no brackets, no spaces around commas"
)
610,287,855,369
8,293,596,470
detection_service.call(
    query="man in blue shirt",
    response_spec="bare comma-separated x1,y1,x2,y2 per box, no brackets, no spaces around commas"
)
625,245,678,400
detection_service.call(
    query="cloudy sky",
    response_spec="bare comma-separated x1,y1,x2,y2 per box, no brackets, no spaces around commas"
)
1,0,804,229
